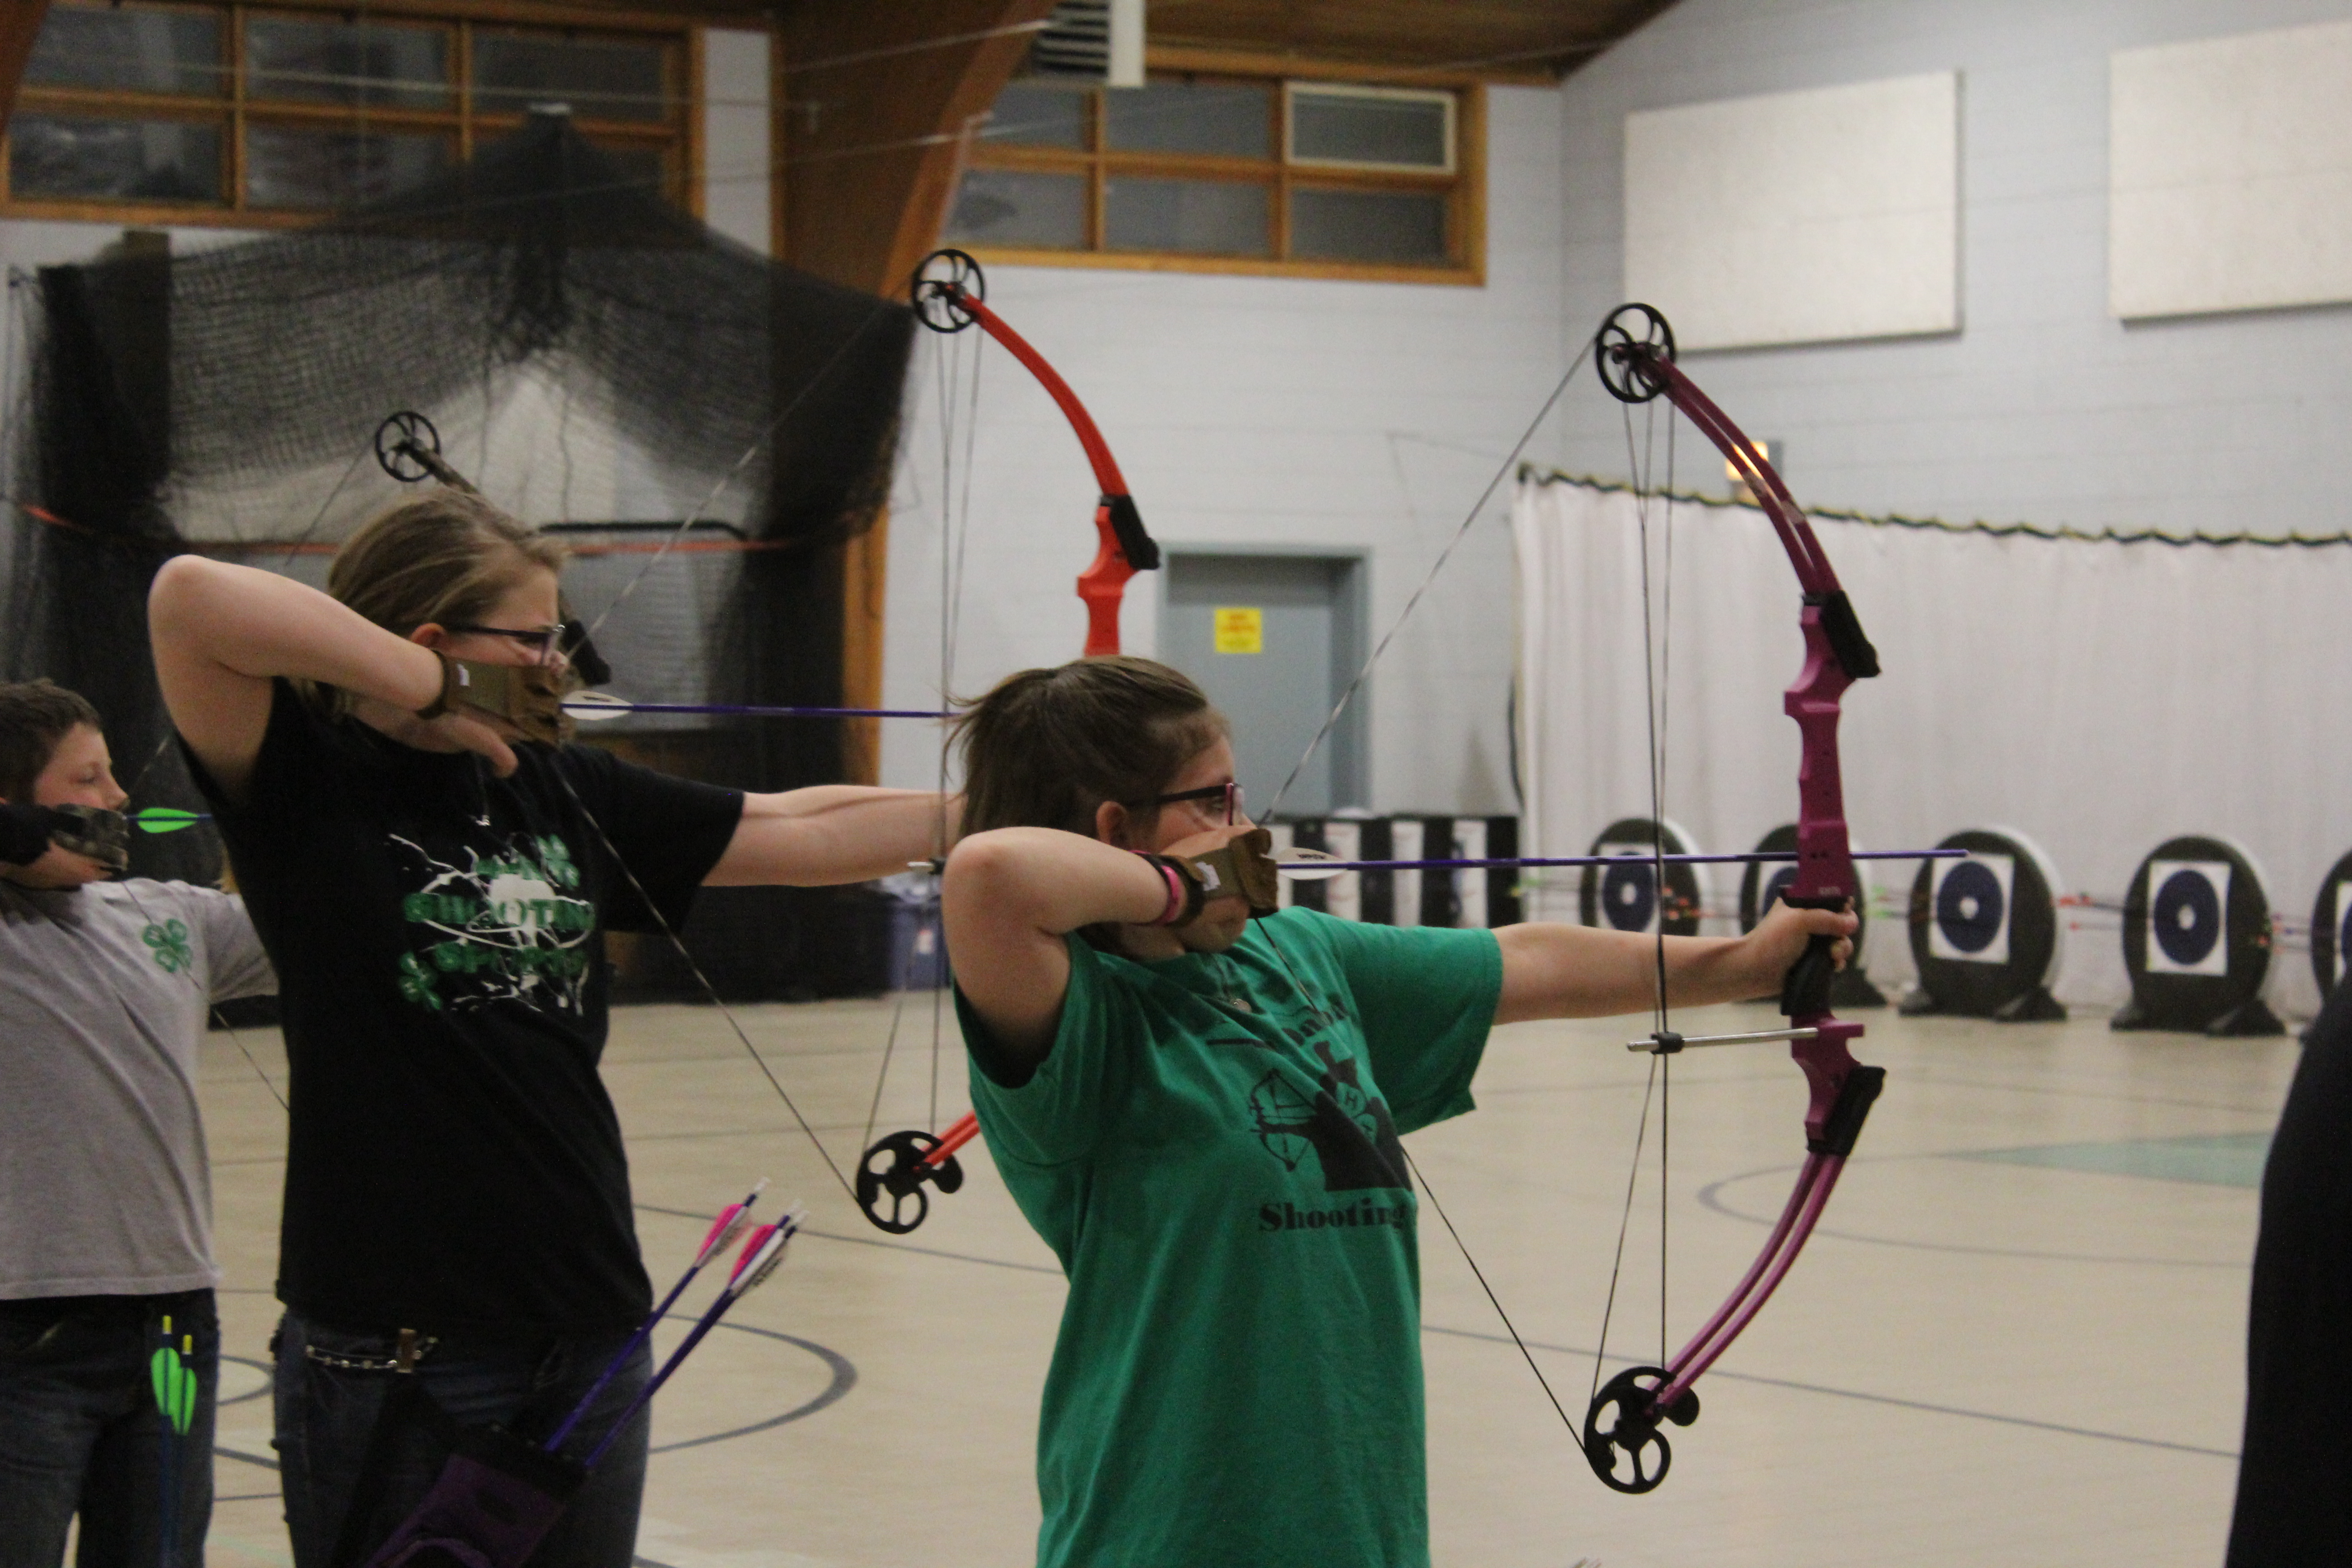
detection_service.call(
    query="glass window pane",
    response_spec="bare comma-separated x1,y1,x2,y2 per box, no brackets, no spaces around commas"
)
246,17,451,110
1290,187,1449,265
1104,81,1270,158
983,82,1087,150
10,116,221,201
474,33,671,124
1104,177,1269,255
1291,91,1450,169
944,168,1086,249
27,4,220,97
245,126,451,209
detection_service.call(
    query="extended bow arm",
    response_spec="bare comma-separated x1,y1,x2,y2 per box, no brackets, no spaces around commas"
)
1580,304,1888,1494
911,249,1160,657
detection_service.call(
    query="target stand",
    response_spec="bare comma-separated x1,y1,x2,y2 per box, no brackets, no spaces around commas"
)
1901,828,2067,1022
2111,835,2283,1037
1578,818,1710,938
1738,823,1885,1007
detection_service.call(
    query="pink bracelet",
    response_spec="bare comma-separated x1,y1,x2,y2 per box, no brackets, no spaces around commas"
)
1150,861,1188,925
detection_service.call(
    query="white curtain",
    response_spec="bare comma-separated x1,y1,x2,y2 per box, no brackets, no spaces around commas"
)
1512,475,2352,1017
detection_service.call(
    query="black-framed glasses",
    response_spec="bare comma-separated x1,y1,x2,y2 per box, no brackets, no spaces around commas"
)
1137,780,1244,826
442,618,611,684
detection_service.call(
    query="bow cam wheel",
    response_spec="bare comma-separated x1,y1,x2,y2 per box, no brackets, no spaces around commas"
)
856,1128,966,1234
1583,1364,1698,1494
373,411,443,483
1595,304,1676,405
912,249,985,333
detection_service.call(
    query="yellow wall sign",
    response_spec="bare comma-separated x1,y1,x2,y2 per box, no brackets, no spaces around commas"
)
1213,607,1264,654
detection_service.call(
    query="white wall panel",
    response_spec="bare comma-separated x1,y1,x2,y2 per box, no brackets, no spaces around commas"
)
701,29,772,256
2110,20,2352,319
1624,72,1959,351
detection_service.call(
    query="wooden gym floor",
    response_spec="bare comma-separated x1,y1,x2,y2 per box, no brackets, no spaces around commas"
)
190,993,2290,1566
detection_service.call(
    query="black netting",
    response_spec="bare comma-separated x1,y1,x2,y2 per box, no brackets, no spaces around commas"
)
3,113,915,890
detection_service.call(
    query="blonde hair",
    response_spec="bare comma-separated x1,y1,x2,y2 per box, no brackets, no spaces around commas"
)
304,490,566,715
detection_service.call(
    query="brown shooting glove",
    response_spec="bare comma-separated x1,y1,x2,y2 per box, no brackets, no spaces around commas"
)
417,653,576,746
1169,828,1281,922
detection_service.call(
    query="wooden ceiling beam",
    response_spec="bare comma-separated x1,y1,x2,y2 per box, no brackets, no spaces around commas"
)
773,0,1058,296
0,1,52,131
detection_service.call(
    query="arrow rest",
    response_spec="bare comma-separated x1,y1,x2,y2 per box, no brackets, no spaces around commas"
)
856,1128,966,1235
1583,1365,1699,1495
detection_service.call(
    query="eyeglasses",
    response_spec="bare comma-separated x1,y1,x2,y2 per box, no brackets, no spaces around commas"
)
443,618,610,684
1137,780,1244,826
443,620,574,661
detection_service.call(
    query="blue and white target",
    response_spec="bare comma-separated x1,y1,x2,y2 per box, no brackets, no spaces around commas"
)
1929,854,2013,965
1597,843,1658,933
2144,859,2232,977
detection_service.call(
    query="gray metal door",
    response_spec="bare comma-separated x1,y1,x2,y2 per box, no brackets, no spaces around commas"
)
1162,552,1364,815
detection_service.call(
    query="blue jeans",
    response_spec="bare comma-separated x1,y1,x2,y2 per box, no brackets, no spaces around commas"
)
272,1311,651,1568
0,1289,218,1568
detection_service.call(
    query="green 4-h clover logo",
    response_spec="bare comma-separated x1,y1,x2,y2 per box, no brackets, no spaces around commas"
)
535,834,579,890
397,952,443,1011
142,919,192,975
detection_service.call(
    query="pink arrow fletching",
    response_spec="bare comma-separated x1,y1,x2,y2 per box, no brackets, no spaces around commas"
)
695,1181,767,1267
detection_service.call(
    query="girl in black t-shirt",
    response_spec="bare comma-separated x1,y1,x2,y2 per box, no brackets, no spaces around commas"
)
150,491,951,1567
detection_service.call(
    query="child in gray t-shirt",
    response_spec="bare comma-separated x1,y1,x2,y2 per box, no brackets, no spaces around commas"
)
0,680,274,1568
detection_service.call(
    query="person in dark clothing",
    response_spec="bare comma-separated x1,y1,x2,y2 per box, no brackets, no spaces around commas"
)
2226,980,2352,1565
148,491,950,1566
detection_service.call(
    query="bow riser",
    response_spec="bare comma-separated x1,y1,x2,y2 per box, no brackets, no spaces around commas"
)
1080,499,1141,657
1786,606,1862,918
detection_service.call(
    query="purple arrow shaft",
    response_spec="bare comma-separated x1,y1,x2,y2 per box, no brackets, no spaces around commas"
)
1278,848,1965,873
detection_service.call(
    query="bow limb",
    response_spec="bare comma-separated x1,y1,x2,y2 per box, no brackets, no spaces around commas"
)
1583,303,1887,1494
912,249,1160,656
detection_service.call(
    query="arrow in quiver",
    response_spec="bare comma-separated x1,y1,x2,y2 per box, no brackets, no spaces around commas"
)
2308,848,2352,1005
1737,823,1886,1007
1900,828,2067,1022
2110,835,2284,1037
1578,817,1708,936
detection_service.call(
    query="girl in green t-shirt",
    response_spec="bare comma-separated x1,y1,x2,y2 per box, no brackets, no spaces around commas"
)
943,656,1853,1568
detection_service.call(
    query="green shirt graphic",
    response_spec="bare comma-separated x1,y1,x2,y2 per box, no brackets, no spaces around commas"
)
962,908,1503,1568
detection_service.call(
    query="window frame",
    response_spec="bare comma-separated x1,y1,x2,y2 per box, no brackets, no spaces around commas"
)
949,57,1485,287
0,0,701,229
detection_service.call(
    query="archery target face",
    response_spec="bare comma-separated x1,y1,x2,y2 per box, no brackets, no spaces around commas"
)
2143,859,2232,976
1929,853,2013,965
1596,842,1660,933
